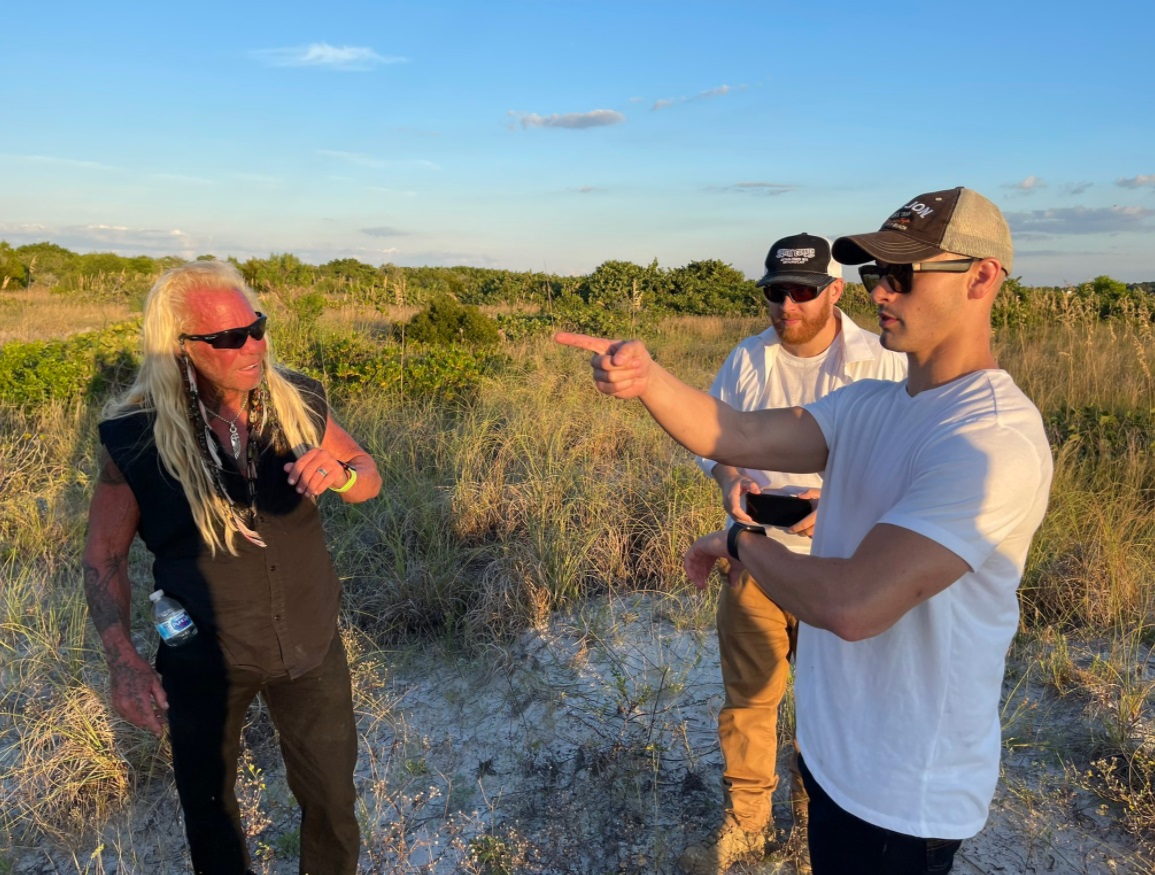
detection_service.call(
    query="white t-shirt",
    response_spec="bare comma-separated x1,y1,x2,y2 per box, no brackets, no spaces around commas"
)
798,371,1053,839
699,311,907,553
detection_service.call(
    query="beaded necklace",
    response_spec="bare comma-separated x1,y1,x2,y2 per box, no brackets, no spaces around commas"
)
181,351,269,548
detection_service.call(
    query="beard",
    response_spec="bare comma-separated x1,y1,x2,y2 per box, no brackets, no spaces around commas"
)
771,305,833,346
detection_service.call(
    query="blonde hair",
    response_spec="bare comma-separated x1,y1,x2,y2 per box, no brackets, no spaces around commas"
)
104,261,322,555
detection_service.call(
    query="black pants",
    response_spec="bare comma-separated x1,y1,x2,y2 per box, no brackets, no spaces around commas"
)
158,632,359,875
799,756,962,875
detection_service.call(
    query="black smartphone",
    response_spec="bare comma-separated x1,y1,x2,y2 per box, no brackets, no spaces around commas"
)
745,493,812,528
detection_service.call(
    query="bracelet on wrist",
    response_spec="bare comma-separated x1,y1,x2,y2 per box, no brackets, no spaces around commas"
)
330,462,358,494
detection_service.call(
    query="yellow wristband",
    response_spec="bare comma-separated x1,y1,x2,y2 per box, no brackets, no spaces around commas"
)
330,464,358,494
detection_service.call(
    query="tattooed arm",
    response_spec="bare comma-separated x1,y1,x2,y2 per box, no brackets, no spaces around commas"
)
82,447,168,736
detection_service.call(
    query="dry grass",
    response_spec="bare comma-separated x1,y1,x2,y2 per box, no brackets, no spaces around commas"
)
0,286,137,345
2,303,1154,871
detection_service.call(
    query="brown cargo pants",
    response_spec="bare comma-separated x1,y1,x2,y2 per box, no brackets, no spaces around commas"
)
716,568,807,833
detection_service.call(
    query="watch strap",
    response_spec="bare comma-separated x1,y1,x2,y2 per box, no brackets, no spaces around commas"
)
727,523,763,561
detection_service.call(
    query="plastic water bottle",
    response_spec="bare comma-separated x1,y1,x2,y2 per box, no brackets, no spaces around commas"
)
150,589,197,647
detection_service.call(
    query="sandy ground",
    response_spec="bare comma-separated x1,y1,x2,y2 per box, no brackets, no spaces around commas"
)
9,592,1151,874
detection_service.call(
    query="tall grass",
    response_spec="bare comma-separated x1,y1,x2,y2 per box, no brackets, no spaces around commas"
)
0,287,137,345
2,299,1154,867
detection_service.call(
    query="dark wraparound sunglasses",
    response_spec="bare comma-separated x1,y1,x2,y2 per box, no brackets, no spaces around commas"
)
179,313,268,349
858,259,977,295
763,276,836,305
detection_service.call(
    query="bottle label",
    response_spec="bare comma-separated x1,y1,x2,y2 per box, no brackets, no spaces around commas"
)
157,612,193,641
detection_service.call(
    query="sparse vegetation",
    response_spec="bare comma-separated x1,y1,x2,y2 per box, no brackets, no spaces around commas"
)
2,254,1154,872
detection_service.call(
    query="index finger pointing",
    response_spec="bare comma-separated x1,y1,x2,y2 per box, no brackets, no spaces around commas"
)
553,332,614,355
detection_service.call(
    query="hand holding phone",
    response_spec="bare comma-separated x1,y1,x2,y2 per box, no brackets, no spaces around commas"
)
745,493,813,528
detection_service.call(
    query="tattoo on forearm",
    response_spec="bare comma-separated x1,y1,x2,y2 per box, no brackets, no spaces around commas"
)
83,556,128,634
107,640,144,677
97,448,126,485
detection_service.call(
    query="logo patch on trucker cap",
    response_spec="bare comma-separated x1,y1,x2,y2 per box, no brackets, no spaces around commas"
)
755,233,840,287
882,196,946,233
775,247,817,265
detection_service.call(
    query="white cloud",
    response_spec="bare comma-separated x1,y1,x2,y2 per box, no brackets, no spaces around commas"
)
1061,181,1093,195
0,222,210,257
1117,174,1155,189
509,110,625,130
1006,205,1155,237
361,226,409,238
318,150,439,170
712,182,797,197
651,84,744,112
366,186,417,197
0,153,120,172
228,172,284,189
1002,175,1046,194
152,173,217,186
249,43,405,71
397,250,503,267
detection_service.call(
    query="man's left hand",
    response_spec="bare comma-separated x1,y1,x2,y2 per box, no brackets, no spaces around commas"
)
284,448,349,497
684,529,742,591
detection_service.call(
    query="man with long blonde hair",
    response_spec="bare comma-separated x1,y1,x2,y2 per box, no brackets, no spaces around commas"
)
83,260,381,874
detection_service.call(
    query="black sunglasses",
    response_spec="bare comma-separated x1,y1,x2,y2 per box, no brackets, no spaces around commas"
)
179,313,268,350
858,259,977,295
762,276,835,305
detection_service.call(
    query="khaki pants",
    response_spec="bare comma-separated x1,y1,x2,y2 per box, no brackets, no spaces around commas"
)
717,568,804,832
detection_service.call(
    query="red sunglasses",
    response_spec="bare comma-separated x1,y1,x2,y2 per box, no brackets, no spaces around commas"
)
762,277,835,305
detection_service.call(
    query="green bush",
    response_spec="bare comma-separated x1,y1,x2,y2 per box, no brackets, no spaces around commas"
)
0,322,140,409
0,242,28,289
662,259,758,316
493,311,557,341
1045,405,1155,462
303,333,498,402
398,295,501,347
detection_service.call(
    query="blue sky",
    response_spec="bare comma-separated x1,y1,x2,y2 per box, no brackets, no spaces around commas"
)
3,0,1153,285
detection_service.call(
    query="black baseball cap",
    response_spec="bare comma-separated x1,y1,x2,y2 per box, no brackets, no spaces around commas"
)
755,233,842,288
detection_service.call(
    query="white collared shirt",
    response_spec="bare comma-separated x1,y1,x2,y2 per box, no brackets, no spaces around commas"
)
698,309,907,551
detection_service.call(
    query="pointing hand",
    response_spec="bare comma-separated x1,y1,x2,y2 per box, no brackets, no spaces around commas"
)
554,332,655,399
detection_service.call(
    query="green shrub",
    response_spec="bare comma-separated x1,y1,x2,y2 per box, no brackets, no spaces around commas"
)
303,333,498,402
1045,405,1155,462
0,322,140,409
661,259,758,316
494,311,557,341
288,291,327,327
0,242,28,289
398,295,500,347
838,282,874,318
549,294,641,338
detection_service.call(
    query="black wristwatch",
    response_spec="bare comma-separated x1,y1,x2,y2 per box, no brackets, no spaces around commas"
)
727,522,765,561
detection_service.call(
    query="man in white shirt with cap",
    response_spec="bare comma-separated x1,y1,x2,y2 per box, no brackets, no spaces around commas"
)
682,233,905,875
557,187,1053,874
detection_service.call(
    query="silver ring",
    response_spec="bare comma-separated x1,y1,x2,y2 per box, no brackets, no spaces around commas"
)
318,467,328,477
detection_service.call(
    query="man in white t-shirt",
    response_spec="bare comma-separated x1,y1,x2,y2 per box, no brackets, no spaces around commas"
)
682,234,905,875
556,187,1053,874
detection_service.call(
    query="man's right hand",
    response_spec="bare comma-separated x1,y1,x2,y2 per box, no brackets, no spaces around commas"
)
712,465,761,524
554,333,655,399
108,650,168,736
